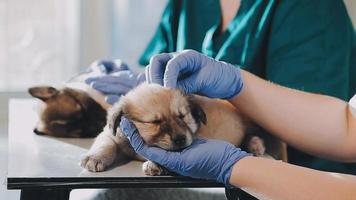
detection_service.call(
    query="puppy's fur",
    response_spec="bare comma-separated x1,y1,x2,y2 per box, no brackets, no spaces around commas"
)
29,66,115,138
29,86,107,138
81,83,287,175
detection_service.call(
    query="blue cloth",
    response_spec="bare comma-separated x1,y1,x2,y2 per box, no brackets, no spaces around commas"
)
84,59,145,105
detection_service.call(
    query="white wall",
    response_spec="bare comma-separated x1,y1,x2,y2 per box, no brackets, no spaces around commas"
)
79,0,167,70
79,0,112,68
111,0,167,70
0,0,80,91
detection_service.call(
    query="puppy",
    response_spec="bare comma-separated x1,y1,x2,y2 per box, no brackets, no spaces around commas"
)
81,83,287,175
28,63,117,138
28,84,108,138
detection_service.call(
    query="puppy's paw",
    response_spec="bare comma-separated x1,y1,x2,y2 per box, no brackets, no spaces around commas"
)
80,154,110,172
247,136,266,156
142,161,164,176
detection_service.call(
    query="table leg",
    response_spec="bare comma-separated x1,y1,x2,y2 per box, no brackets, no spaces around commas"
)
20,189,71,200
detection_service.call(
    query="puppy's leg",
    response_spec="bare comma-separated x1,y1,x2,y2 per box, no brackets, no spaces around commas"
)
81,127,119,172
280,142,288,162
247,136,266,156
142,161,163,176
142,161,172,176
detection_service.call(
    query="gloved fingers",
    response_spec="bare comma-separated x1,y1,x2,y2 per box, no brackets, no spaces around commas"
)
119,117,176,166
120,117,145,151
145,65,152,83
136,72,146,84
163,50,202,89
147,53,173,85
105,95,121,105
119,117,156,157
89,81,132,95
141,146,177,168
176,73,201,94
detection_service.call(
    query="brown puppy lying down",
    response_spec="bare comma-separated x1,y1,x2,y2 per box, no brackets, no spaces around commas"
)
28,66,115,138
28,84,108,138
80,83,287,175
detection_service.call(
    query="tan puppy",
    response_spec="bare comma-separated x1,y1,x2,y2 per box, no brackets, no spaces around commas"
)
81,83,287,175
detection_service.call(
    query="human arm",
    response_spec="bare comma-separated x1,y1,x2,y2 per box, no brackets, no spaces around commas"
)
230,156,356,200
230,70,356,162
146,50,356,162
120,115,356,200
258,0,356,164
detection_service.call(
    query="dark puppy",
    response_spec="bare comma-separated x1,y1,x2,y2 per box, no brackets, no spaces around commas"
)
29,86,107,138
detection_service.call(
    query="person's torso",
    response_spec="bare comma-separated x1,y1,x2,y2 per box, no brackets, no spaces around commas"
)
140,0,356,174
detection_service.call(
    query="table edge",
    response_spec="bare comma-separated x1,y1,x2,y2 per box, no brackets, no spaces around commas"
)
7,177,224,189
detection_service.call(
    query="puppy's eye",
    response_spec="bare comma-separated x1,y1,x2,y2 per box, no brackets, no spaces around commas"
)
151,119,162,124
178,113,185,119
50,120,69,126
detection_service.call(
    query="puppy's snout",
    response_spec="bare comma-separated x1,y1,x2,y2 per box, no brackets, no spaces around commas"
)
33,128,45,135
173,135,186,147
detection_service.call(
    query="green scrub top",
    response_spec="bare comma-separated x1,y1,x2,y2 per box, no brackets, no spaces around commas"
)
139,0,356,174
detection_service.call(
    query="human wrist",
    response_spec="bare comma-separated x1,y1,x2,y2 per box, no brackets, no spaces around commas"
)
218,148,252,187
227,155,254,188
224,64,244,99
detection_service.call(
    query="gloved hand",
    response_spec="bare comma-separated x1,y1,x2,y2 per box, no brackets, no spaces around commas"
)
145,50,243,99
120,117,251,186
84,60,145,105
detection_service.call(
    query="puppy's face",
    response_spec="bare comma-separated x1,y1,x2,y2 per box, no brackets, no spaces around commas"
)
29,86,106,138
111,83,206,151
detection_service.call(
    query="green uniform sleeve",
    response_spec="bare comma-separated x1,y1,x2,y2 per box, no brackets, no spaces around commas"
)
266,0,355,100
138,0,181,66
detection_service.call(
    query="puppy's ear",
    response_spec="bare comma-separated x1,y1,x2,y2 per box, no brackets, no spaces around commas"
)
187,95,207,125
28,86,59,101
107,100,126,136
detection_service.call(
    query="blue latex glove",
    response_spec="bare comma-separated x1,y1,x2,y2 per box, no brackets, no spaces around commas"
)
84,60,145,105
120,117,251,186
145,50,243,99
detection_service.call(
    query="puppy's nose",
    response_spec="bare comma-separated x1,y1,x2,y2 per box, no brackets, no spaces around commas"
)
33,128,44,135
173,135,186,146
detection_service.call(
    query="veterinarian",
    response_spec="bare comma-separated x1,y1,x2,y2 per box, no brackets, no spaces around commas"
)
87,0,356,176
119,49,356,200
